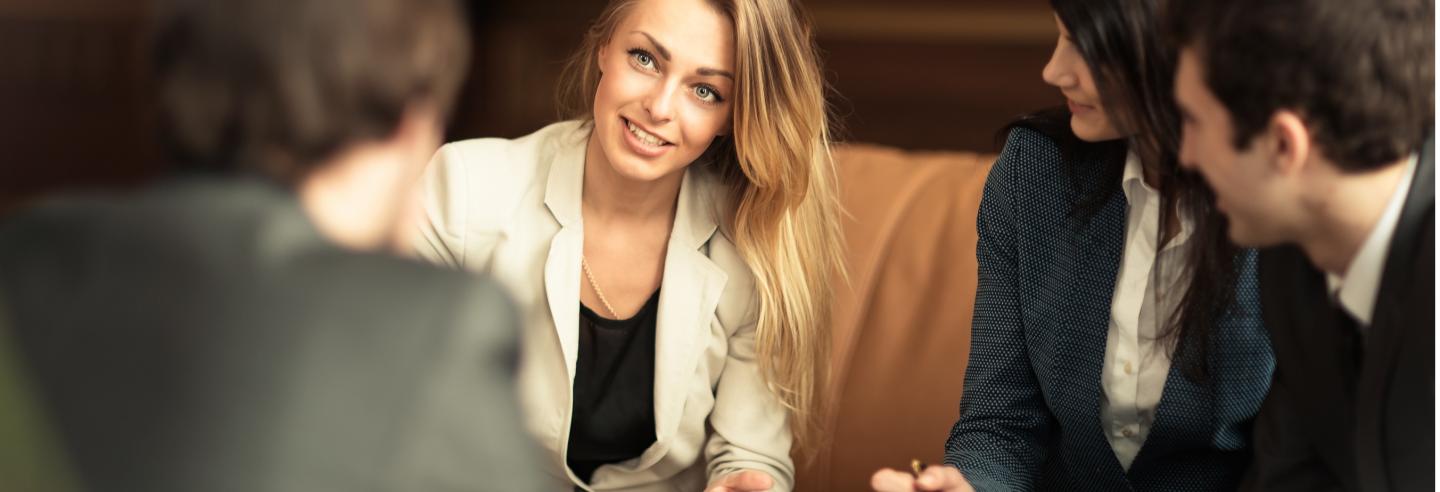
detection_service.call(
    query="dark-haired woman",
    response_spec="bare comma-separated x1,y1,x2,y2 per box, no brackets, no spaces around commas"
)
872,1,1273,490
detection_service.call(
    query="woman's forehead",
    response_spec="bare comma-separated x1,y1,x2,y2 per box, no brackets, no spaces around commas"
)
615,0,734,69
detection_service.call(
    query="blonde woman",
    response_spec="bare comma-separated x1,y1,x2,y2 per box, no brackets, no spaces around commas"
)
413,0,841,490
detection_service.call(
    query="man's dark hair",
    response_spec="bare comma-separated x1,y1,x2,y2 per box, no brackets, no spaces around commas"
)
1172,0,1434,171
153,0,471,182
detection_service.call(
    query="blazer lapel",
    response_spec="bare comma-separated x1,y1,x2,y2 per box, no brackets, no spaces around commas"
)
542,129,588,383
1354,138,1435,489
1282,250,1360,470
652,167,727,445
1135,353,1213,471
1057,186,1128,478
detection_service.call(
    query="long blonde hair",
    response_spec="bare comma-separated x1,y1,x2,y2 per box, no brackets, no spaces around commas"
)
557,0,842,458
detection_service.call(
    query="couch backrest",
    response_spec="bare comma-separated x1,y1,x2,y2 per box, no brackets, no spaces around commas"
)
796,144,995,491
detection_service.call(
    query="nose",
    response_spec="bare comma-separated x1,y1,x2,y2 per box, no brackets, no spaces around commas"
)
642,79,678,123
1042,42,1077,89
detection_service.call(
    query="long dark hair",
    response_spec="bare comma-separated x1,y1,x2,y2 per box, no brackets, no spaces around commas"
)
1007,0,1239,382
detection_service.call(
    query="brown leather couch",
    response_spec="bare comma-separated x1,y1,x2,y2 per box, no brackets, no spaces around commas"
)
796,144,996,491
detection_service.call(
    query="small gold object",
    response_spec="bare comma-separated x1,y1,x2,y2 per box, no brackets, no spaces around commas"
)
910,459,927,477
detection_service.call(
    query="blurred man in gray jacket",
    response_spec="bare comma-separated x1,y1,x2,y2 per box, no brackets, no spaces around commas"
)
0,0,550,490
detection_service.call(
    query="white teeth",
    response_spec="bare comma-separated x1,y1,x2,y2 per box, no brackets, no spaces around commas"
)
626,120,666,147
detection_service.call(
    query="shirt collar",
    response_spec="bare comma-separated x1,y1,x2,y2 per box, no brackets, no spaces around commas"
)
1121,151,1193,251
1121,151,1146,202
1326,152,1420,326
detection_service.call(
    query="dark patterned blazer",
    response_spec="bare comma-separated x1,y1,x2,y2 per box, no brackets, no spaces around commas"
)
943,126,1274,491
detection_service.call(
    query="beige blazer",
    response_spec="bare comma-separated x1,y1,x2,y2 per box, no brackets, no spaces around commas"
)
414,121,793,491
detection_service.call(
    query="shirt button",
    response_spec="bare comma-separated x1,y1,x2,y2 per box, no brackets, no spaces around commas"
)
1122,428,1135,438
1123,361,1134,375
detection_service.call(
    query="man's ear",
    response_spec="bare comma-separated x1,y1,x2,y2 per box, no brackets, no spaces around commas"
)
1267,110,1312,177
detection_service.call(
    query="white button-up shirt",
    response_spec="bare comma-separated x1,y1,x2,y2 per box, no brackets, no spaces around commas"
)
1326,154,1419,328
1101,152,1193,470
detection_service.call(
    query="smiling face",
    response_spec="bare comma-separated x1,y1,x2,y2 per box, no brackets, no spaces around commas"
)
1041,14,1124,142
1175,48,1305,246
588,0,735,183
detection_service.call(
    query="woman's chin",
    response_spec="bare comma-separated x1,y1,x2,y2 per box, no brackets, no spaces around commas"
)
602,154,677,183
1070,119,1121,143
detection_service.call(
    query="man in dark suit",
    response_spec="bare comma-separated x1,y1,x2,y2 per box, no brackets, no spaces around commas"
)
0,0,549,490
1170,0,1434,490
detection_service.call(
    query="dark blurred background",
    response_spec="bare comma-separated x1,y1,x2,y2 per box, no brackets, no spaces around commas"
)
0,0,1059,215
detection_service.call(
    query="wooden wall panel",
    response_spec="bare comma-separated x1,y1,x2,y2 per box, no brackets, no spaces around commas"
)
452,0,1060,153
0,0,1062,213
0,0,157,213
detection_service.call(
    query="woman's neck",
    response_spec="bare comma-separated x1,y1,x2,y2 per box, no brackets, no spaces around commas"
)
581,131,684,226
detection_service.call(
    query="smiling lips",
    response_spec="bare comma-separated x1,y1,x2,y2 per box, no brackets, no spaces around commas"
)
622,117,673,157
1068,99,1096,114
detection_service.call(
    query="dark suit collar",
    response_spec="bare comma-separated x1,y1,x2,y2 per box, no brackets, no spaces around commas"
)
1353,137,1434,489
1364,138,1433,373
1375,138,1434,313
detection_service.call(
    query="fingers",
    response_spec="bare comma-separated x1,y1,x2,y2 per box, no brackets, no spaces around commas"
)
915,465,969,492
870,468,916,491
706,470,774,492
728,470,773,491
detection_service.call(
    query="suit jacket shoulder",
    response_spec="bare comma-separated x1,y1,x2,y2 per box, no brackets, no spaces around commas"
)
0,179,547,491
424,121,587,241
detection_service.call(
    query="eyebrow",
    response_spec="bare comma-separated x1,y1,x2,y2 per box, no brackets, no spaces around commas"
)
633,30,735,80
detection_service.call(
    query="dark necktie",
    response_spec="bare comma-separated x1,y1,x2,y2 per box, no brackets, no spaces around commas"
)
1335,303,1365,394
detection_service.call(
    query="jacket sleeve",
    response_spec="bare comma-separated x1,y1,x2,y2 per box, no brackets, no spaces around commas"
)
704,302,796,491
942,128,1055,492
412,143,470,270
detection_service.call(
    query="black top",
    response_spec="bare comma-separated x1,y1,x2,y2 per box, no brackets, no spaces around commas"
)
567,290,660,483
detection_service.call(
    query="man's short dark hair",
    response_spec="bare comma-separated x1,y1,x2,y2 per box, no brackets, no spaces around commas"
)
153,0,471,182
1172,0,1434,171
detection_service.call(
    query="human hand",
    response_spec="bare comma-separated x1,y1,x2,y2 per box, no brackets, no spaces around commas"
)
705,469,775,492
870,464,974,491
